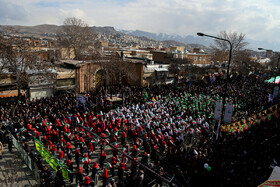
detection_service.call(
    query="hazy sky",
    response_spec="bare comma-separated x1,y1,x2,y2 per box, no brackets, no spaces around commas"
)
1,0,280,50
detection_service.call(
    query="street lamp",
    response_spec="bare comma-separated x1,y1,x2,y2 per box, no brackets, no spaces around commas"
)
197,32,233,139
258,48,280,84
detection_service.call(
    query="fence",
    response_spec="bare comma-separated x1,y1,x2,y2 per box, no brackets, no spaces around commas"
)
11,134,40,182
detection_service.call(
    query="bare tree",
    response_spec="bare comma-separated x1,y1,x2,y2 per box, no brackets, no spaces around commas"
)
211,31,249,69
0,35,13,72
268,53,280,70
57,17,95,60
169,58,194,83
0,28,55,117
98,54,139,86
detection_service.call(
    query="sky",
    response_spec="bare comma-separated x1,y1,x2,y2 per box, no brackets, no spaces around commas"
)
1,0,280,50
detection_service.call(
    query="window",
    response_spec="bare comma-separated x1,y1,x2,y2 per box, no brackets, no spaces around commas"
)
199,57,202,61
194,56,197,61
203,57,206,61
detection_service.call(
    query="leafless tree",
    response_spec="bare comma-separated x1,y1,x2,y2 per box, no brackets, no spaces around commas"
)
211,31,250,69
169,58,194,83
268,52,280,69
57,17,95,60
98,54,139,86
0,28,55,117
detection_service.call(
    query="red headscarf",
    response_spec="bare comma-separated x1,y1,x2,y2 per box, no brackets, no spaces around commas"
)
74,134,79,141
80,137,85,144
66,142,72,149
84,176,91,184
119,163,126,170
78,166,83,174
27,123,32,130
111,156,117,165
92,162,99,169
102,169,108,178
122,132,127,138
101,150,106,157
88,142,94,152
66,160,71,166
59,150,65,158
132,145,137,152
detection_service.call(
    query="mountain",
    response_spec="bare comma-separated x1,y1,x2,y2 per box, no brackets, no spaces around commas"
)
1,24,279,51
0,24,191,48
91,26,119,35
119,29,280,51
119,29,212,46
0,24,62,38
0,24,119,37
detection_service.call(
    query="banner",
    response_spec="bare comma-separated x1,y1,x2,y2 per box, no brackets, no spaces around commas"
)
221,103,279,133
214,100,222,120
224,103,233,123
258,180,280,187
35,139,71,180
273,86,279,98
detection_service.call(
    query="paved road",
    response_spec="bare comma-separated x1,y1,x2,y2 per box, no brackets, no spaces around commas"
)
0,143,38,187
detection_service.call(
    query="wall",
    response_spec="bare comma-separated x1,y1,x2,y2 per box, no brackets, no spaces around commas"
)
76,63,100,93
151,51,172,63
30,87,53,100
187,54,213,65
76,60,144,93
60,48,76,60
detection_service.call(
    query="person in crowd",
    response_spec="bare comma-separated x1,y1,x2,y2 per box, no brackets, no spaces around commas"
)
0,73,279,187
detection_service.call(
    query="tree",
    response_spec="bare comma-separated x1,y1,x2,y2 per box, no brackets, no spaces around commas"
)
0,27,55,117
57,17,95,60
268,52,280,70
0,35,13,72
211,31,249,70
168,58,193,83
97,54,140,86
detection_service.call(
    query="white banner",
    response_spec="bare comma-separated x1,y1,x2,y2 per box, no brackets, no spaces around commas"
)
214,100,222,120
224,103,233,123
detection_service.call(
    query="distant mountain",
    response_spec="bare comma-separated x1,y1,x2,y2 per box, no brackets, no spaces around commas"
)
0,24,119,36
119,29,212,46
118,29,280,51
0,24,62,37
246,39,280,51
0,24,193,48
1,24,279,51
91,26,119,34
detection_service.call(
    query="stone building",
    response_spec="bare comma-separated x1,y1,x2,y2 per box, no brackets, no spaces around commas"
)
62,58,145,93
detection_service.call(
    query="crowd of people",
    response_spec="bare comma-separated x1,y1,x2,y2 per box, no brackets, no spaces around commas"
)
0,73,279,187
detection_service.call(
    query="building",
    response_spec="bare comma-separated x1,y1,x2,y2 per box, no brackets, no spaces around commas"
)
0,68,56,100
27,69,56,100
62,58,145,93
143,63,170,86
187,53,213,65
170,46,185,53
151,50,173,63
55,63,76,93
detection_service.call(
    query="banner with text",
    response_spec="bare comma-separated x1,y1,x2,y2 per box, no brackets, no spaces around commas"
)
35,139,71,180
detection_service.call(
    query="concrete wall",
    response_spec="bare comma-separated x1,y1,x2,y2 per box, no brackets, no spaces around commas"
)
30,87,53,100
76,61,144,93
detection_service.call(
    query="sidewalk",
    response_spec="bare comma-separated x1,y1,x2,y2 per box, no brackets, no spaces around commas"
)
0,144,38,187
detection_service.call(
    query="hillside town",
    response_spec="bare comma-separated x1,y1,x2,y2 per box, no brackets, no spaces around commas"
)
0,17,279,187
0,23,271,100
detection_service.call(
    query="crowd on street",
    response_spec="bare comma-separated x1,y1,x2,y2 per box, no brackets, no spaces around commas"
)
0,73,279,187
